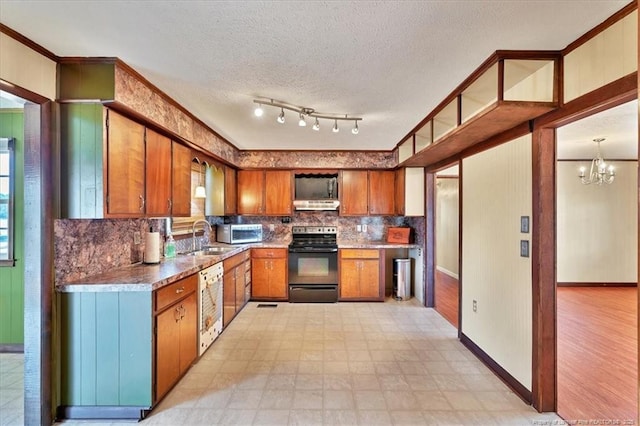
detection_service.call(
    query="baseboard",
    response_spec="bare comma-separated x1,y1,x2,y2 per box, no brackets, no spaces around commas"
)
0,344,24,353
436,266,459,280
557,282,637,287
459,333,532,405
56,405,152,421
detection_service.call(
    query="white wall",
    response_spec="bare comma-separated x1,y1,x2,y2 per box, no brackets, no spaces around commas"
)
436,177,459,277
0,33,56,100
557,161,638,283
462,134,532,390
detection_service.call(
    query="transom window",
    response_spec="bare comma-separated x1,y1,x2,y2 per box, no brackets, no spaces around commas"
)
0,137,15,265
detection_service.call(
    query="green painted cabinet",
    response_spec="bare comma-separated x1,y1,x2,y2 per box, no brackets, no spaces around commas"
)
58,273,199,420
59,291,153,420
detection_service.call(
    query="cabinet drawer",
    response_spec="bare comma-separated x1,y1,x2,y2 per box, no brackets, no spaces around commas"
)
156,274,197,312
251,248,287,259
223,251,247,270
340,249,380,259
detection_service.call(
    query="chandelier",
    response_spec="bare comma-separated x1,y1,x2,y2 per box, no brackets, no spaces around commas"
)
578,138,615,185
253,98,361,134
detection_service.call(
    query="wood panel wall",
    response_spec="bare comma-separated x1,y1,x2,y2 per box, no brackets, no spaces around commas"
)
0,110,24,346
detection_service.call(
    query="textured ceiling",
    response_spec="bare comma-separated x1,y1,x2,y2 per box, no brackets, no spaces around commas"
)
0,1,630,151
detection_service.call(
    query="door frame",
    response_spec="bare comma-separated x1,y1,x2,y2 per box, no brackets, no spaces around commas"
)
0,79,54,425
531,74,637,412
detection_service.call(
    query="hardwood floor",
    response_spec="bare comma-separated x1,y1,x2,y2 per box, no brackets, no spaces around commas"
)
434,269,459,328
557,287,637,423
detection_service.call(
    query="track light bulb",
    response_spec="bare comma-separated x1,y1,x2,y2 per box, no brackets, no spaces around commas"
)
352,121,359,134
332,119,339,133
254,104,264,117
298,113,306,127
312,118,320,131
277,108,285,124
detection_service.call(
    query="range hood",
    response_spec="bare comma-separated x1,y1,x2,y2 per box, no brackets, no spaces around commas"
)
293,200,340,211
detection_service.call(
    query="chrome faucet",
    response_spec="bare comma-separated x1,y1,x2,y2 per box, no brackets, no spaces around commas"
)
192,219,212,252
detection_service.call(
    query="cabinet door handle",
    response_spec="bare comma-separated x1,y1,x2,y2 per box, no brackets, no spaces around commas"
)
175,287,184,294
139,195,145,212
167,199,172,213
174,307,181,322
180,305,186,320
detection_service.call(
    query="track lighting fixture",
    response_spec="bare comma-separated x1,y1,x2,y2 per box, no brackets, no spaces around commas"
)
252,98,361,134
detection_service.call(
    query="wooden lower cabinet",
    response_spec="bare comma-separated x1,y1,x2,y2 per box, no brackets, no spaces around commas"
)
154,274,198,401
223,250,251,326
251,248,288,300
339,249,384,301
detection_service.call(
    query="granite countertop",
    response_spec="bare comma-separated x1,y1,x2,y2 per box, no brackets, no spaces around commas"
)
57,242,289,293
57,241,419,293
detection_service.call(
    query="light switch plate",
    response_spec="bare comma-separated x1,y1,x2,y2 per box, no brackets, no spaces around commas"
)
520,240,529,257
520,216,530,233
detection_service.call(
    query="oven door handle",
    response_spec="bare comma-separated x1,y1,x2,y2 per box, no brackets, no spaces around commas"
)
288,247,338,253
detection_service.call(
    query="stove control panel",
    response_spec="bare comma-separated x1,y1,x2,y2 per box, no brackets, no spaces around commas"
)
292,226,337,234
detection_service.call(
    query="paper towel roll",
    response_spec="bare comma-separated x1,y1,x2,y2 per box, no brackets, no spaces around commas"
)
144,232,161,264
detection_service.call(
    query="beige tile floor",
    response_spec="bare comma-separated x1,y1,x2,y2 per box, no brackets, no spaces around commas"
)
2,299,562,425
0,352,22,426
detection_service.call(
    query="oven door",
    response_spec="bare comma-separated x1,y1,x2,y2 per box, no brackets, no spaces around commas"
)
288,249,338,285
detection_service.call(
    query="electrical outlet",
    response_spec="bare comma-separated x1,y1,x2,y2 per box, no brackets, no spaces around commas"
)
356,225,362,232
269,224,275,232
133,231,141,245
473,300,477,312
362,224,367,232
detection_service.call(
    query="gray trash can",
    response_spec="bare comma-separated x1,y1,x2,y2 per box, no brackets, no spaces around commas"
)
393,258,411,301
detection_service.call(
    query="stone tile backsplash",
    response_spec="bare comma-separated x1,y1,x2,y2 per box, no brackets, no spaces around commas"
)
54,214,424,285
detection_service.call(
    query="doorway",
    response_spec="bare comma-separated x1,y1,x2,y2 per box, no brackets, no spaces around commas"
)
0,90,26,425
434,163,460,328
555,100,638,421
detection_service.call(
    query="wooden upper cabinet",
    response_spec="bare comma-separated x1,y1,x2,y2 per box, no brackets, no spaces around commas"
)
265,170,292,215
145,128,172,217
224,166,237,215
340,170,368,216
238,170,292,216
171,142,192,217
237,170,264,215
368,170,395,215
106,110,145,217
